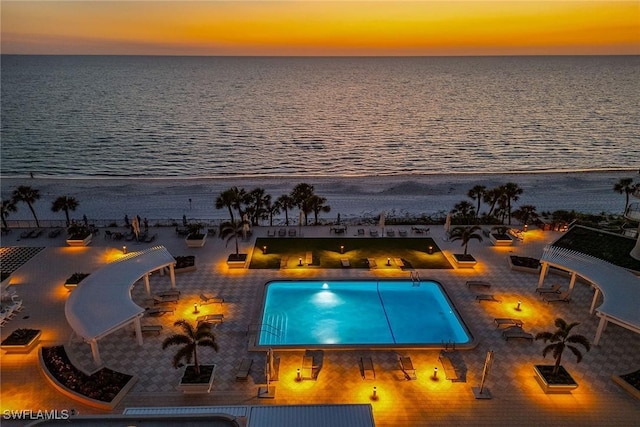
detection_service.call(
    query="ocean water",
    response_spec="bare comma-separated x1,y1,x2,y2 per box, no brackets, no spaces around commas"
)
1,55,639,178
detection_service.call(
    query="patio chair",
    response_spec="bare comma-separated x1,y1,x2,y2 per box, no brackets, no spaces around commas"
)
357,228,365,236
493,318,523,328
386,229,395,237
398,230,408,237
536,283,561,294
267,229,276,237
502,326,534,342
438,351,459,381
235,358,253,381
144,233,157,243
398,355,417,380
360,356,375,380
278,228,286,237
475,294,502,303
288,228,297,237
200,293,224,305
369,229,379,237
543,291,571,304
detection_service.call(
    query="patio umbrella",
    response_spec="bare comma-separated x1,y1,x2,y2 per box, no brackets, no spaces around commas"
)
266,348,275,382
444,213,452,240
242,214,250,240
379,211,385,236
131,215,140,240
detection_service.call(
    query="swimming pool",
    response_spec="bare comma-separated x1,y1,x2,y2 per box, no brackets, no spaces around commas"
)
257,280,473,349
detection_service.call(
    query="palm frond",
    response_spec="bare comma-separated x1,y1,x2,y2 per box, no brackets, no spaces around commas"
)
161,334,191,349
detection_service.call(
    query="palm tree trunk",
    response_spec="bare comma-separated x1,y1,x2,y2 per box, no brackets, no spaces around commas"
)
64,209,71,227
1,215,7,229
284,209,289,226
234,234,239,255
553,353,562,375
27,203,40,227
227,207,235,223
193,347,200,375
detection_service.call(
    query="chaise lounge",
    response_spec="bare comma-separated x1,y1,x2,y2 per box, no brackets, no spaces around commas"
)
398,355,417,380
502,326,534,341
543,291,571,304
360,356,376,380
438,351,459,381
476,294,502,303
536,283,561,294
235,358,253,381
493,318,523,328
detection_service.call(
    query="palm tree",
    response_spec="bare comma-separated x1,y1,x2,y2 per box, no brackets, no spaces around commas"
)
467,185,486,218
265,197,280,227
483,187,502,218
246,188,270,226
535,318,591,376
451,200,476,222
291,183,315,226
161,319,218,375
512,204,539,226
51,195,79,226
449,225,484,256
11,185,41,227
275,194,295,226
1,199,17,230
613,178,637,213
215,187,246,223
219,219,248,257
501,182,524,225
308,195,331,225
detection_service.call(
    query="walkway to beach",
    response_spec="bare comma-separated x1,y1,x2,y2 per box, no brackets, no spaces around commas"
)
1,225,639,426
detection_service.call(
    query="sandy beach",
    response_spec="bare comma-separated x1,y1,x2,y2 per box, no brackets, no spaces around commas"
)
0,170,636,226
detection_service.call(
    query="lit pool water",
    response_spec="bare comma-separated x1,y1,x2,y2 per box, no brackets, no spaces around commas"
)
258,280,472,348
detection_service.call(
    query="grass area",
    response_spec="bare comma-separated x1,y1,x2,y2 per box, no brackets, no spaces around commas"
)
249,237,452,269
552,226,640,271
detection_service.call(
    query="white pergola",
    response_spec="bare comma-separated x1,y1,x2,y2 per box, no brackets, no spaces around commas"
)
65,246,177,365
538,245,640,345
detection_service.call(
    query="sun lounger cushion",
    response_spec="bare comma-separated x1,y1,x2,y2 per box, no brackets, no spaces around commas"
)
438,352,459,381
235,358,253,381
399,356,417,380
360,356,375,380
494,318,523,328
476,294,501,303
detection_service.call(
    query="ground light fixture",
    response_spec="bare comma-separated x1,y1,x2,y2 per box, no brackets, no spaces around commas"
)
516,300,522,311
193,303,199,314
433,367,438,379
122,246,127,254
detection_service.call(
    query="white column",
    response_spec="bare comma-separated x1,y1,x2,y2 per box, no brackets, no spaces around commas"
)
537,262,549,288
567,272,577,296
144,274,151,296
589,287,600,314
90,339,102,366
134,317,143,346
169,264,176,289
594,315,607,346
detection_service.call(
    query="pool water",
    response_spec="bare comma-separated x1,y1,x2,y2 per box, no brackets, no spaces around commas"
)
258,280,472,348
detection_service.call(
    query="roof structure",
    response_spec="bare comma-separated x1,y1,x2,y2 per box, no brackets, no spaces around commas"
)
540,245,640,343
65,246,176,341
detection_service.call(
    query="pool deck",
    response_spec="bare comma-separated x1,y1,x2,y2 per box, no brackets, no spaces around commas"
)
1,225,639,426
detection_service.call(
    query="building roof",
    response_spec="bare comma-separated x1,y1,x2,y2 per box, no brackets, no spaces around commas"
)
540,245,640,330
65,246,176,341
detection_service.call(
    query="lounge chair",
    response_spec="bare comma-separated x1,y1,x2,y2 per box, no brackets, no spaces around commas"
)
493,318,523,328
197,314,224,326
235,358,253,381
357,228,365,236
466,280,491,289
398,356,417,380
360,356,375,380
48,228,63,238
475,294,502,303
438,351,459,381
288,228,296,237
502,326,534,341
536,283,561,294
144,233,157,243
305,251,313,265
369,229,379,237
301,355,318,380
367,258,377,269
200,293,224,304
398,230,408,237
156,289,180,299
20,230,34,239
267,229,276,237
140,325,163,335
341,258,350,268
153,295,179,304
543,291,571,304
145,307,174,316
278,228,286,237
393,257,405,268
386,229,395,237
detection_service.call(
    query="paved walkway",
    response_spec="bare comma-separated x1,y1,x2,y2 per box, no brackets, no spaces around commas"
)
1,225,639,426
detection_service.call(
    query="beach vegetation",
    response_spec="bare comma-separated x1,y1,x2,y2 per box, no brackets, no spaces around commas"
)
275,194,295,226
512,204,539,226
265,197,280,226
1,198,17,230
246,187,270,226
467,185,486,218
451,200,476,223
613,177,638,213
215,186,246,223
535,318,590,376
308,194,331,225
66,223,92,240
449,225,484,256
162,319,218,375
482,187,502,218
51,195,79,227
500,182,523,225
11,185,41,227
291,183,317,226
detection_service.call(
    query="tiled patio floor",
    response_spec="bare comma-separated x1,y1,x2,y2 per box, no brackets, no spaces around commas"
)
1,225,639,426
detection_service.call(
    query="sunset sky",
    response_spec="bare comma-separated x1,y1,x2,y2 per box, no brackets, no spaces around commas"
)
1,1,638,56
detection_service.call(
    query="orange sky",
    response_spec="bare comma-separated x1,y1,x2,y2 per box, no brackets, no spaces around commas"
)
1,1,638,55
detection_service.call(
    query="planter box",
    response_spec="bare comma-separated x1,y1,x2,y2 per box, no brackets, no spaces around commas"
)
66,234,92,247
178,364,216,394
452,253,477,268
174,256,197,273
508,256,541,274
185,233,207,248
490,233,513,246
612,373,640,401
1,329,41,354
227,253,248,268
64,273,90,290
534,365,579,393
1,273,11,288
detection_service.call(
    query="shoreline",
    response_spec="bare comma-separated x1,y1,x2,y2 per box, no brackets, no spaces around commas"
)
1,170,636,223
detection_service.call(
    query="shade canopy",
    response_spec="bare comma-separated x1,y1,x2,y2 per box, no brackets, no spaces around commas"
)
65,246,176,341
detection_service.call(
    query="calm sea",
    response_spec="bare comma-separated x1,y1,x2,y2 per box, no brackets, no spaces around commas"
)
1,55,638,178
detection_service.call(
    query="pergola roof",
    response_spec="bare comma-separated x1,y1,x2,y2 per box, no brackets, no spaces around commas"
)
541,245,640,330
65,246,176,341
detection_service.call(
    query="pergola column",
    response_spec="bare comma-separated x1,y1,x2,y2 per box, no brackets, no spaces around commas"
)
594,315,607,346
537,262,549,288
567,271,577,296
144,274,151,296
590,287,601,314
134,317,143,345
89,339,102,366
168,264,176,289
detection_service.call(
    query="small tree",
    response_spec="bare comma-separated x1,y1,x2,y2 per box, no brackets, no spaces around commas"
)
12,185,41,227
162,319,218,375
535,318,591,376
51,195,79,227
449,225,483,255
1,199,17,229
613,178,637,213
219,219,248,256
